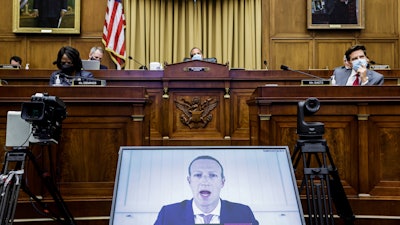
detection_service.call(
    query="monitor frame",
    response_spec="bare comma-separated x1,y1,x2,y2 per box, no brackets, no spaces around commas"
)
110,146,305,225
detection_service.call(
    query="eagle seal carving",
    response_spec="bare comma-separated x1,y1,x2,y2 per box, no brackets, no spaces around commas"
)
174,97,218,128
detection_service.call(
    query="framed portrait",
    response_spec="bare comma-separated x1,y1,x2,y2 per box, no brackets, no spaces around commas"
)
308,0,365,29
13,0,80,34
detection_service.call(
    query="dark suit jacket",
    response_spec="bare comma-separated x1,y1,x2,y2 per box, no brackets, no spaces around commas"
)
33,0,68,18
154,199,259,225
332,66,384,85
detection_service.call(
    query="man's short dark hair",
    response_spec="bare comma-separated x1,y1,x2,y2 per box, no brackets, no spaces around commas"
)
188,155,225,179
10,56,22,64
345,44,367,61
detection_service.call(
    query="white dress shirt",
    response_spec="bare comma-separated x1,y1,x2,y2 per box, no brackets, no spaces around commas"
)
193,199,221,224
346,70,368,86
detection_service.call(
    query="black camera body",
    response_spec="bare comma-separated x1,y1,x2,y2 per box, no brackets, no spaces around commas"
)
21,93,67,143
297,97,324,138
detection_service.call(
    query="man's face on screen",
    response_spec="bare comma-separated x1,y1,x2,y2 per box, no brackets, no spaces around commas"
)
187,159,225,212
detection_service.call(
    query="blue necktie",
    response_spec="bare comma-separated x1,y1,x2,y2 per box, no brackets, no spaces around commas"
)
200,214,213,224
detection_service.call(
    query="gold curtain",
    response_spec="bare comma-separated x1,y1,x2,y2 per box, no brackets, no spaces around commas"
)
125,0,262,69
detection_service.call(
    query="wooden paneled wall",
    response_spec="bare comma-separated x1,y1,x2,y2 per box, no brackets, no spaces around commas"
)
0,0,399,70
0,86,150,225
263,0,400,70
0,0,115,70
248,86,400,224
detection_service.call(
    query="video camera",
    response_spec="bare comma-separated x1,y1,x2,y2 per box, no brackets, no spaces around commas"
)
21,93,67,143
297,97,324,138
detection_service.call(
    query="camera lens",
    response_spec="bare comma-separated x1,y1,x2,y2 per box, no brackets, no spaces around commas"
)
304,97,320,114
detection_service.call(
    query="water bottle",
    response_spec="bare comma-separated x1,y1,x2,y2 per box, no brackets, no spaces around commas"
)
53,74,61,86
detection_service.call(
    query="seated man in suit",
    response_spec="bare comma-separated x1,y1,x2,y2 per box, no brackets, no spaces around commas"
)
184,47,217,63
154,155,259,225
10,56,22,69
331,45,384,85
88,46,108,69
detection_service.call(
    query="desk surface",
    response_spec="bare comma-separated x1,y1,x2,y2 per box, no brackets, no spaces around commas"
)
0,68,399,86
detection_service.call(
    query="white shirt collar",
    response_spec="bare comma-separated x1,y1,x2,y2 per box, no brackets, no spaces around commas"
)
192,199,221,216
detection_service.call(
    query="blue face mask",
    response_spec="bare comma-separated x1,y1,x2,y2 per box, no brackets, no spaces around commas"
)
352,58,368,71
192,54,202,61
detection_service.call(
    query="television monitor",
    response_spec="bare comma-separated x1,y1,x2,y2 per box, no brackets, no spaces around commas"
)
5,111,32,147
110,146,305,225
82,60,100,70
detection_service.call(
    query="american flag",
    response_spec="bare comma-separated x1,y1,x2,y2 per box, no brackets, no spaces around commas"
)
102,0,126,70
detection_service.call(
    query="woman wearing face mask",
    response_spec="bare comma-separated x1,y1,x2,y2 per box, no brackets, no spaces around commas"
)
331,44,384,86
49,46,94,86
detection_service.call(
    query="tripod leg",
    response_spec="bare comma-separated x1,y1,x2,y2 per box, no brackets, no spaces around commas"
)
24,150,76,225
1,151,25,225
309,175,318,225
329,168,355,225
0,153,24,225
291,144,302,170
324,145,355,225
304,167,335,225
5,173,23,225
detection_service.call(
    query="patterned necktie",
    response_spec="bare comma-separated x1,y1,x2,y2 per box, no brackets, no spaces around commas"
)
352,73,360,86
200,214,213,224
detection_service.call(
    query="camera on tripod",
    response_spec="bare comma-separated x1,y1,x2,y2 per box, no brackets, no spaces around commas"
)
21,93,67,143
297,97,324,138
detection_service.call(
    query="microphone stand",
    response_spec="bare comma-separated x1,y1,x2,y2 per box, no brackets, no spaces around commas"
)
281,65,331,85
128,56,147,70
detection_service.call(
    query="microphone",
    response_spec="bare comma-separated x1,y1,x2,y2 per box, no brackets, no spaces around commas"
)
281,65,328,80
280,65,331,85
58,72,74,79
263,60,268,70
128,56,147,70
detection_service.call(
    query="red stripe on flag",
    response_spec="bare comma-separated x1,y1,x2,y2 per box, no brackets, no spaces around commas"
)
102,0,126,70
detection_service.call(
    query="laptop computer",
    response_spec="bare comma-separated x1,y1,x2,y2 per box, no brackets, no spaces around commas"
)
82,60,100,70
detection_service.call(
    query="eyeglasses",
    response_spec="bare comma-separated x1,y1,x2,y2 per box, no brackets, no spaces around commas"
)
91,56,102,61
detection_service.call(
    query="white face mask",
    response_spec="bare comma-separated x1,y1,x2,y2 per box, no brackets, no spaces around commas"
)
192,54,203,61
352,58,368,71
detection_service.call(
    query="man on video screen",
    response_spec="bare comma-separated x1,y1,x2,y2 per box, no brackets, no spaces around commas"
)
154,155,259,225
